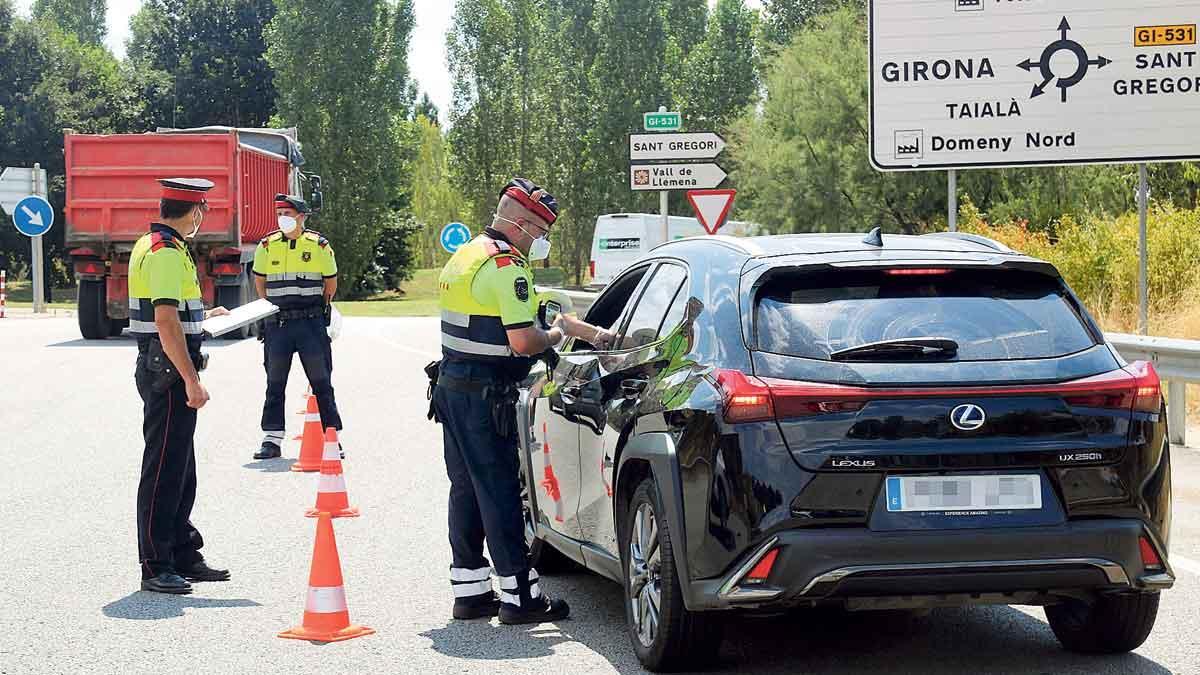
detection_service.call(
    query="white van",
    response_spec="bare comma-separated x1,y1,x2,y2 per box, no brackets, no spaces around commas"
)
587,213,755,288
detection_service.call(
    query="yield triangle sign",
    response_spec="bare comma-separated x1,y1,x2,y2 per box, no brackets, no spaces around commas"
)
686,189,736,235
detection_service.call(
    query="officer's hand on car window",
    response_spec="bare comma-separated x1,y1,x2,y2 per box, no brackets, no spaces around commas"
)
205,306,230,319
185,379,210,409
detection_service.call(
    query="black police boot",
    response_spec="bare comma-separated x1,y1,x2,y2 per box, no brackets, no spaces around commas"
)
254,441,281,460
453,591,502,620
179,558,231,582
141,572,193,595
498,570,570,625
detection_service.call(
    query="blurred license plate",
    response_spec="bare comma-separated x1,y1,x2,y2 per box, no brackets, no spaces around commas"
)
886,475,1041,512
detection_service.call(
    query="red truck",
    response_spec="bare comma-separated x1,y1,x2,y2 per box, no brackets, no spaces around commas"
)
64,127,320,339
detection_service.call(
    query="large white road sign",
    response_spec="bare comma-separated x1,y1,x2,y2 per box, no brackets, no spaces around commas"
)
869,1,1200,170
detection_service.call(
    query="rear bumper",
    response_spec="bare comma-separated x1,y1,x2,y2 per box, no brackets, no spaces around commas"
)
686,519,1173,611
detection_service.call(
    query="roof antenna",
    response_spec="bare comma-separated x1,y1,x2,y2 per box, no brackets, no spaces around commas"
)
862,226,883,247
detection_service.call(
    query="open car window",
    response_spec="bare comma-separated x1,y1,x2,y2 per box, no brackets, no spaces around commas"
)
572,264,651,352
616,263,687,350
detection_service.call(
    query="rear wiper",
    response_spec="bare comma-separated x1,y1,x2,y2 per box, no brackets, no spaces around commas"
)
830,338,959,362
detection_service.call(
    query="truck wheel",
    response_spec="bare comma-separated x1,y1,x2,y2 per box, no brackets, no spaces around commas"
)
1046,592,1160,654
108,318,128,337
77,279,111,340
621,475,723,672
216,285,247,340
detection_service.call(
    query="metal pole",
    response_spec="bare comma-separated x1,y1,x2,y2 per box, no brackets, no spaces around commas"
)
660,190,669,247
1138,163,1149,335
948,169,958,232
32,162,45,314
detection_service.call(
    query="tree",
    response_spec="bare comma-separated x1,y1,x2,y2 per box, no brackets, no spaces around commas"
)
128,0,277,129
675,0,759,131
411,115,464,268
760,0,856,47
32,0,105,45
412,92,439,124
268,0,417,296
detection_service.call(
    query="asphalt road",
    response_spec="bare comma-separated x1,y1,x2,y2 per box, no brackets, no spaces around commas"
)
1,315,1198,675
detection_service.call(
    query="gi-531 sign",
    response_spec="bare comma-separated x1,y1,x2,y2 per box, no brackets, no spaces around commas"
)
869,0,1200,170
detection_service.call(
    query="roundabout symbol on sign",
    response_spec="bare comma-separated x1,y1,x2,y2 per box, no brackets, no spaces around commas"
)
440,222,471,254
1019,17,1112,103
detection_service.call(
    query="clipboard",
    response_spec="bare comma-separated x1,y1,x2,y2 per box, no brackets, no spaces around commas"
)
202,298,280,338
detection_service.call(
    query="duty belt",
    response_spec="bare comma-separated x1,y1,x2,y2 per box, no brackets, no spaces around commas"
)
437,373,516,396
276,306,324,321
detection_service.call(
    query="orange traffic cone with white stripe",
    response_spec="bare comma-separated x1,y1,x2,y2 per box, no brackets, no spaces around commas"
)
294,387,313,439
306,429,359,518
291,396,324,472
278,511,375,643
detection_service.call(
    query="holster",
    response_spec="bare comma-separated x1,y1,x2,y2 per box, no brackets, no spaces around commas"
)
146,339,206,394
424,360,442,423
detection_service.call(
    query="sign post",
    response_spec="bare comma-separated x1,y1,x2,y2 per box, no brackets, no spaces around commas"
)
1138,164,1149,335
948,169,957,232
3,164,53,314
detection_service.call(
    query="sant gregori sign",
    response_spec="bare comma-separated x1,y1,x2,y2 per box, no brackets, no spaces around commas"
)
869,0,1200,170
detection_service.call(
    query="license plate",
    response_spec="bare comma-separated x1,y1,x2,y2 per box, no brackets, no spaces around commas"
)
885,474,1042,512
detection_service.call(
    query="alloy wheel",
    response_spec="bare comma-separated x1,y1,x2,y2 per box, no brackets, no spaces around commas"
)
628,502,662,648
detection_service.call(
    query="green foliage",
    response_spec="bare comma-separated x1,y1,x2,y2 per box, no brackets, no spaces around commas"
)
532,266,566,287
760,0,857,47
267,0,416,298
128,0,277,129
33,0,106,45
411,115,464,268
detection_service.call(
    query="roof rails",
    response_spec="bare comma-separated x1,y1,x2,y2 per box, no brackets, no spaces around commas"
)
923,231,1013,253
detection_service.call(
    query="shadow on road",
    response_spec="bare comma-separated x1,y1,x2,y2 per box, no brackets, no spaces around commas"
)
242,457,297,473
487,573,1174,675
102,592,261,621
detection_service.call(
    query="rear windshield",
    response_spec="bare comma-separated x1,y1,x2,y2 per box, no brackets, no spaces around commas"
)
755,268,1096,361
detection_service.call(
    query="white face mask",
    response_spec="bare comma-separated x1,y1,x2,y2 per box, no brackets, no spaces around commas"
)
186,208,203,239
278,215,299,234
496,214,552,260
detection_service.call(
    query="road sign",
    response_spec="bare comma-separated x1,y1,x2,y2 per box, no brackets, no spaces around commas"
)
643,111,682,132
869,1,1200,170
629,132,726,161
686,189,737,235
0,167,47,216
13,195,53,237
630,163,727,191
440,222,471,254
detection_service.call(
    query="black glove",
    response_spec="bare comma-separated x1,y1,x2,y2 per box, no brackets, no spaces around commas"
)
323,304,332,327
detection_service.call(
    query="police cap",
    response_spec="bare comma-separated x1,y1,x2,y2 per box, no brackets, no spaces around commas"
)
274,193,312,214
500,177,557,225
158,178,214,203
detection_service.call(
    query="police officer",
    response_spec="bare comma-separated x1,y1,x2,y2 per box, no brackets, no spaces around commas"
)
434,178,614,623
129,178,231,594
252,194,343,460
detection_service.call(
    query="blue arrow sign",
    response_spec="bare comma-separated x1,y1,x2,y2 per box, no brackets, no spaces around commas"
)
440,222,471,254
13,195,53,237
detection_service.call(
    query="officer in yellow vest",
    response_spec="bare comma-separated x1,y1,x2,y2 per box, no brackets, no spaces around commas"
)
251,194,342,460
128,178,232,594
433,178,613,624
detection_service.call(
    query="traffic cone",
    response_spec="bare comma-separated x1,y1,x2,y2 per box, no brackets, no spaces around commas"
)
296,385,313,414
306,429,358,518
291,396,324,472
540,423,564,523
278,512,375,643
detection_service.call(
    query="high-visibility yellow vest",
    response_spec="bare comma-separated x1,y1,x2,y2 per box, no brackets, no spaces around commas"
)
438,233,538,374
128,223,204,347
252,229,337,309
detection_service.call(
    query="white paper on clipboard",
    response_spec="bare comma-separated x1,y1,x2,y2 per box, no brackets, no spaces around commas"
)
202,298,280,337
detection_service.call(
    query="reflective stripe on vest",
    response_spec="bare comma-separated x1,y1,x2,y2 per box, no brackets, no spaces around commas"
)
128,297,205,336
437,236,525,362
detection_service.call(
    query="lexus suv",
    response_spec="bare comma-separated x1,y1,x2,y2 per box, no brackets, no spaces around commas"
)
517,231,1173,672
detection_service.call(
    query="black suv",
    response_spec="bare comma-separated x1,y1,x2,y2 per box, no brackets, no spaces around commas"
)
517,232,1173,672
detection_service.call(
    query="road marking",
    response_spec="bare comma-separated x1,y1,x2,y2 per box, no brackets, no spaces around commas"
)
1171,554,1200,576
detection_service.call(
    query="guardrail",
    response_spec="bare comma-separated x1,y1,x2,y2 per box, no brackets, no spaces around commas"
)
1107,333,1197,446
535,291,1193,446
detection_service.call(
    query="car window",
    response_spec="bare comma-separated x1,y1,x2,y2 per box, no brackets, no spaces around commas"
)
657,282,689,337
574,265,651,352
617,263,687,350
755,268,1096,361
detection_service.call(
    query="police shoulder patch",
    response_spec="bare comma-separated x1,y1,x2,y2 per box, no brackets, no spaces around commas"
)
514,276,530,302
302,251,312,262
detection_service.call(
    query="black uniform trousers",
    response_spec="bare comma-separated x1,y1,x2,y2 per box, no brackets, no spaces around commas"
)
261,316,342,433
433,360,531,589
135,347,205,579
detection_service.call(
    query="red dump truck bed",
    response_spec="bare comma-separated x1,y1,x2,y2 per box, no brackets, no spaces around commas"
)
65,131,289,246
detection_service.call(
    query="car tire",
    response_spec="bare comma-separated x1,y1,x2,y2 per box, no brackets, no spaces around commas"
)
519,450,576,574
1045,592,1160,654
621,475,723,672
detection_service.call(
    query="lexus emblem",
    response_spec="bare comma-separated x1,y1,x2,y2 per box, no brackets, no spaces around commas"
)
950,404,986,431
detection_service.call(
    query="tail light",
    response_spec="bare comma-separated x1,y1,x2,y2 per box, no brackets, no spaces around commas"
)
1062,361,1161,413
884,268,953,276
212,262,242,276
716,370,867,423
74,260,105,276
1139,536,1164,570
716,370,774,423
745,549,779,583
